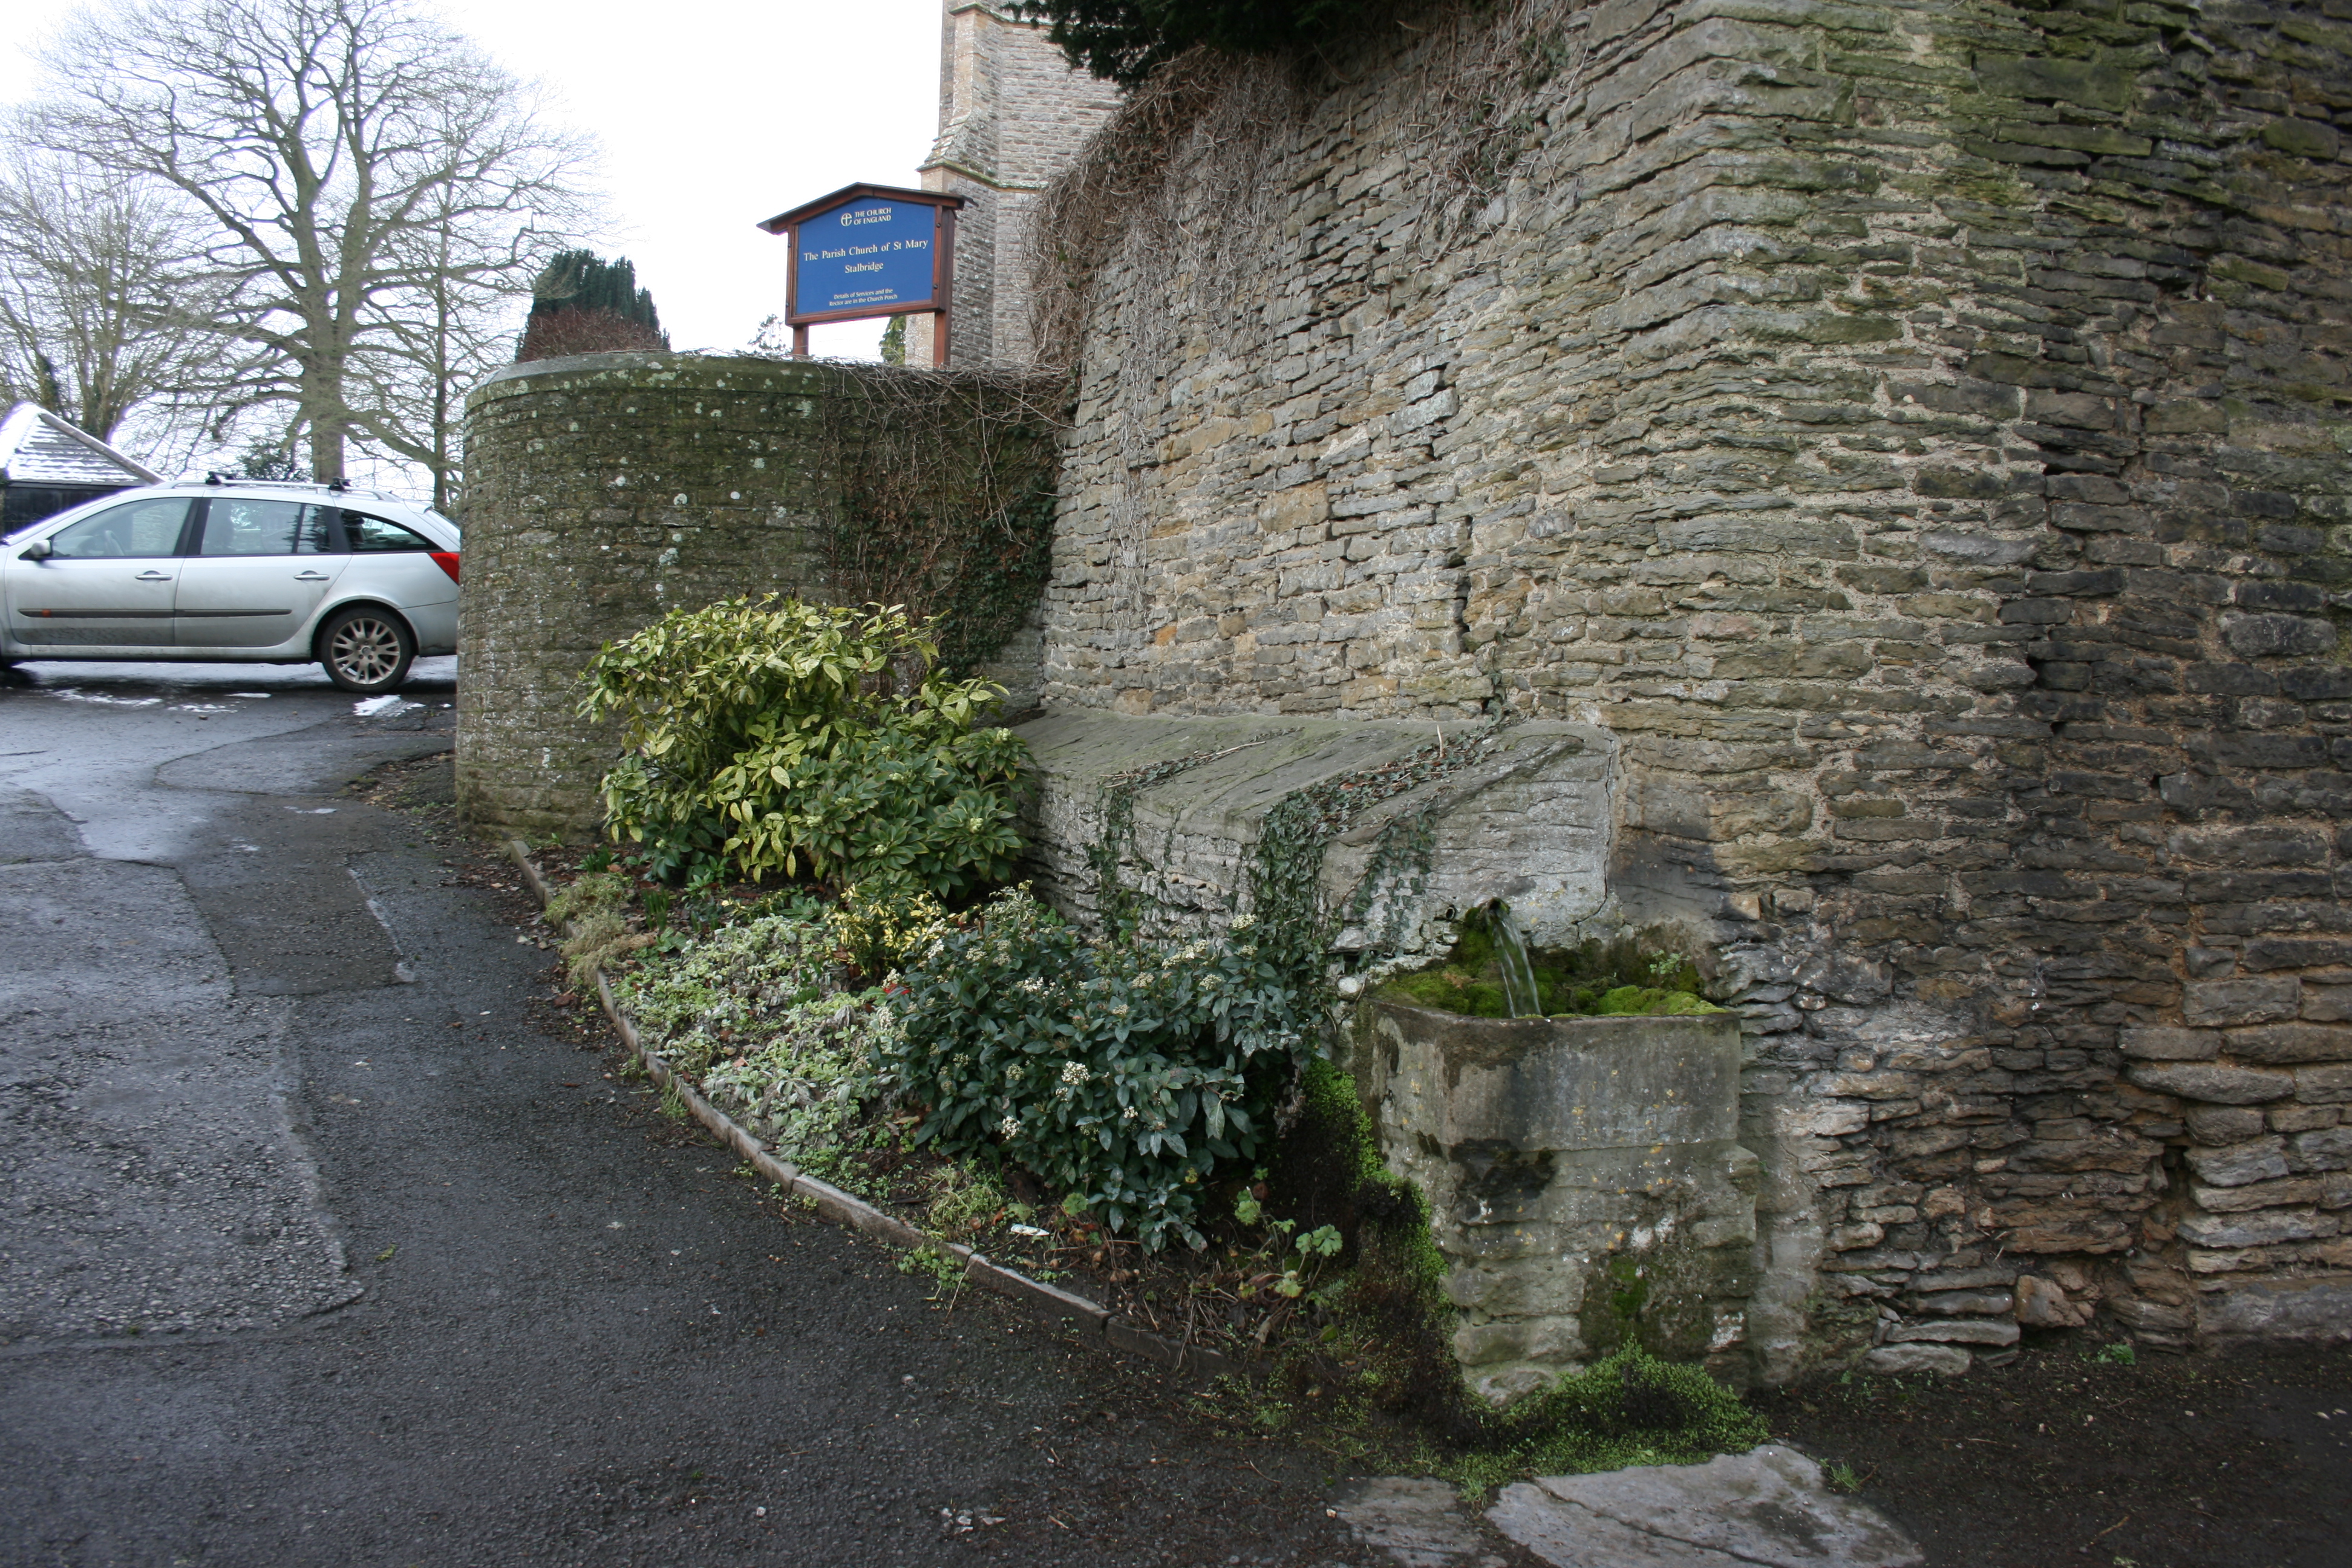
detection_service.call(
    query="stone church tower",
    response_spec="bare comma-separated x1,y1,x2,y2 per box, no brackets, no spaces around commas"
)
907,3,1121,367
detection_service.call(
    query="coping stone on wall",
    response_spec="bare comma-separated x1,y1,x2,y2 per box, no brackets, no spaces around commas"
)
1013,709,1614,955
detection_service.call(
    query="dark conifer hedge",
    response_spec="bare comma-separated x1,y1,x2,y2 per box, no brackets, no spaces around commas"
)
517,252,670,362
1010,0,1435,87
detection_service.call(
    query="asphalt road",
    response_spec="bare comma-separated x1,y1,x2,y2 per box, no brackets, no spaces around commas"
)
0,659,1378,1568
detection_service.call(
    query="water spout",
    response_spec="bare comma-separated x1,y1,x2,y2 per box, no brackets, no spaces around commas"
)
1491,901,1541,1019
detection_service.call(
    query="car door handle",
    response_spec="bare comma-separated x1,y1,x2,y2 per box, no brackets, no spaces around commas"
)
136,570,174,581
293,570,330,581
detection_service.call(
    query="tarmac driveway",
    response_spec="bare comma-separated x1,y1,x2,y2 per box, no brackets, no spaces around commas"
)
0,660,1377,1567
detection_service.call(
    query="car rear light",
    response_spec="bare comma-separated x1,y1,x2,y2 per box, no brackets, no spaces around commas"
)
431,550,461,584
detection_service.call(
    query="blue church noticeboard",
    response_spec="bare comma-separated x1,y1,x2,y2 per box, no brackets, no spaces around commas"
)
793,197,939,317
759,182,963,364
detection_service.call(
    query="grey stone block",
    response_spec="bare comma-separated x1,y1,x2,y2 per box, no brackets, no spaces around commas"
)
2182,978,2301,1027
2198,1276,2352,1341
1863,1343,1972,1377
2121,1026,2220,1060
1010,709,1613,955
1490,1445,1923,1567
1359,999,1754,1397
2129,1063,2296,1105
2186,1138,2291,1187
1886,1317,2019,1345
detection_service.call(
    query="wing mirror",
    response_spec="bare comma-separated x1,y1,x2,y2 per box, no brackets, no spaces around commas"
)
19,539,52,561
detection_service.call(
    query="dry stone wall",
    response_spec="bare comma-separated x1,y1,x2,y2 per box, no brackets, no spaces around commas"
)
1037,0,2352,1374
460,353,827,831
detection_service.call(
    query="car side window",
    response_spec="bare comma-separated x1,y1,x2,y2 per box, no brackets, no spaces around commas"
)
197,499,331,556
42,498,192,560
340,511,433,552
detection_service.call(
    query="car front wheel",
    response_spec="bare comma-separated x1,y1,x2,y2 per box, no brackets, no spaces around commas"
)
319,606,415,694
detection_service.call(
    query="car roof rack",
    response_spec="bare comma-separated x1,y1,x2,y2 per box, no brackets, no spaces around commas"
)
175,475,400,502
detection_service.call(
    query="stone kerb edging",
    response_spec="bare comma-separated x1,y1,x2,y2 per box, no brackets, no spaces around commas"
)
505,840,1244,1383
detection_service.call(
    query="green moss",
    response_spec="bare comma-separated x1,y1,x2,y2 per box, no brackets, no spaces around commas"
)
1376,920,1725,1019
1596,986,1723,1017
1440,1347,1770,1500
1214,1058,1763,1494
1255,1057,1459,1428
1290,1056,1446,1298
1604,1254,1648,1321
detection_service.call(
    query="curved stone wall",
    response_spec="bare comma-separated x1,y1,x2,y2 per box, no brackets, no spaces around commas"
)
1036,0,2352,1371
457,351,1053,831
459,353,836,831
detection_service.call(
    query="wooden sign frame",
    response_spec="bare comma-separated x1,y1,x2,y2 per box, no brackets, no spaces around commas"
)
757,183,964,366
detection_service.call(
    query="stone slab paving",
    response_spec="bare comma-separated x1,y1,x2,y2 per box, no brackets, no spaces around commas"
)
1333,1477,1513,1568
1486,1447,1922,1568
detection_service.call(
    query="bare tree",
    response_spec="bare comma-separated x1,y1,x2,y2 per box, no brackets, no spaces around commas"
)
24,0,598,485
0,149,223,442
348,111,560,509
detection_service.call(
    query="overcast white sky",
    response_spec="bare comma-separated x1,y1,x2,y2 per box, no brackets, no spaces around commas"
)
1,0,946,365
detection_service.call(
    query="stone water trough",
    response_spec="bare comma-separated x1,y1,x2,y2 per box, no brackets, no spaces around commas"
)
1352,1002,1757,1404
1013,710,1756,1397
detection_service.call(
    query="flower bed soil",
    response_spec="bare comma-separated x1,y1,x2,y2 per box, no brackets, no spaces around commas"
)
512,842,1361,1370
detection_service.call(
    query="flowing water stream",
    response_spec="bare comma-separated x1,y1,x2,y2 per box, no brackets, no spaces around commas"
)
1492,902,1541,1018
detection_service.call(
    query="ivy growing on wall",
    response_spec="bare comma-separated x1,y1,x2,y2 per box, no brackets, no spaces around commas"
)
805,365,1068,675
1245,724,1506,981
1088,733,1295,933
1085,723,1515,999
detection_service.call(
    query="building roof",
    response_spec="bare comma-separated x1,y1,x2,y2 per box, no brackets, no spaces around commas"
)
0,402,159,488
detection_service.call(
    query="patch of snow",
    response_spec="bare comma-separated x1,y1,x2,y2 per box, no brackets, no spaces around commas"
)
53,689,162,707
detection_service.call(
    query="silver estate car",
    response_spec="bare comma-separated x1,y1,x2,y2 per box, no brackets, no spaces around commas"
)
0,477,459,694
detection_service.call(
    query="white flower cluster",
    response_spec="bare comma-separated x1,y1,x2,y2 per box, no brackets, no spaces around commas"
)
998,1116,1021,1139
1059,1061,1089,1085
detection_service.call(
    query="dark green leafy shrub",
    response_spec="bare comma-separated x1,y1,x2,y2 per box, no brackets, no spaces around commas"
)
875,890,1311,1250
580,596,1027,899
